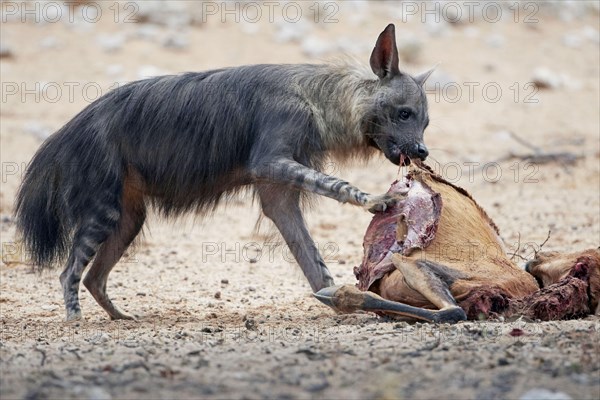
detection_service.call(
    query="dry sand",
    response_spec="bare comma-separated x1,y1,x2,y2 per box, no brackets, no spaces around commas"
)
1,2,599,399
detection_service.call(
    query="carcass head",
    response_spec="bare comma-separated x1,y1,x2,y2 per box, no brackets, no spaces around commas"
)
525,248,600,313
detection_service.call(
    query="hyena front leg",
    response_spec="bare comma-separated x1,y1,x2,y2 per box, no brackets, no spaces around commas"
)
252,158,400,212
257,186,334,292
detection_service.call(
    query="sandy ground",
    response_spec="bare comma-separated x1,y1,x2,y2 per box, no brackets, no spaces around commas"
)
1,2,599,399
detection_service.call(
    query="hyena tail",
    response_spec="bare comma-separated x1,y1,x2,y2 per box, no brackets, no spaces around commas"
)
14,110,124,270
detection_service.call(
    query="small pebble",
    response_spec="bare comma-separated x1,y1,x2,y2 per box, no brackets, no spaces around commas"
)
39,37,59,49
485,33,505,48
301,36,334,58
532,67,563,89
244,319,256,330
562,33,582,48
135,25,159,40
23,122,52,140
105,64,124,78
137,65,165,79
0,42,14,58
96,34,125,53
162,34,189,50
520,389,572,400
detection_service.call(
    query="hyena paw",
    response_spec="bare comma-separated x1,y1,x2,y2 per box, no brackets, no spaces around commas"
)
363,193,399,214
110,311,137,321
65,308,82,322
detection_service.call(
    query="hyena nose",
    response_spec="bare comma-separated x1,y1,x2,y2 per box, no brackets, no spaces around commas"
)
415,143,429,160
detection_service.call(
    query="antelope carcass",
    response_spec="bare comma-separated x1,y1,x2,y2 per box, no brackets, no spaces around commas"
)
314,163,599,323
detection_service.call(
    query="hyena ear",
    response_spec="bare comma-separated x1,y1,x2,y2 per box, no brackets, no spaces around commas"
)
370,24,400,79
414,68,436,87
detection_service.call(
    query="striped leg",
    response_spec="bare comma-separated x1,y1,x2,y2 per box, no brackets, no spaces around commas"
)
59,212,119,321
252,158,398,212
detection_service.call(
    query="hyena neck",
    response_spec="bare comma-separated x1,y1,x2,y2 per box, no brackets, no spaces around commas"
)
296,63,379,163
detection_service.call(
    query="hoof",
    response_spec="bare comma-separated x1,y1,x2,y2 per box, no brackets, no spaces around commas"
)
432,307,467,324
313,285,344,309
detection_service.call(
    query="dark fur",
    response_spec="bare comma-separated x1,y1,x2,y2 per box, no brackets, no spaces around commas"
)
15,24,433,320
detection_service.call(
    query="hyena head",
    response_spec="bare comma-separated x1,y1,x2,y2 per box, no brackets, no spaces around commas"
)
363,24,434,166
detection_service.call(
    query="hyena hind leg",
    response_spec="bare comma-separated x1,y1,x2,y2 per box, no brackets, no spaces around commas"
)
83,204,146,320
60,211,120,322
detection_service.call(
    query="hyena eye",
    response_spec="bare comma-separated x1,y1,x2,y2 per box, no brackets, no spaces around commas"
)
398,109,411,121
